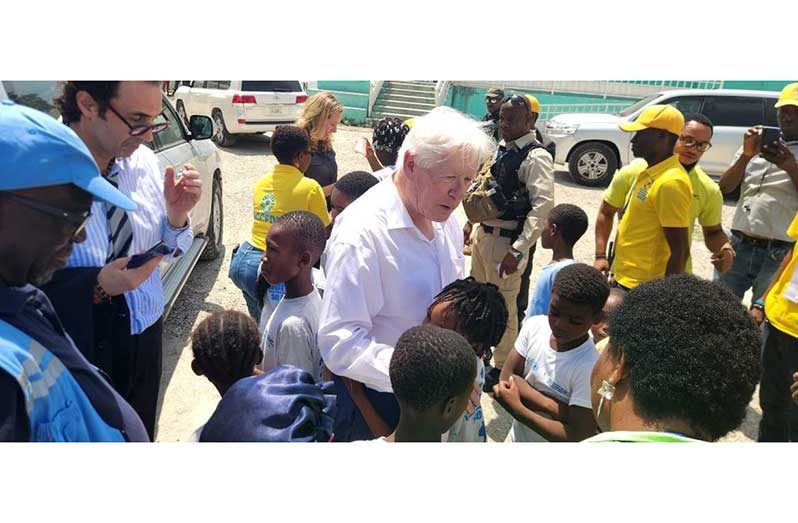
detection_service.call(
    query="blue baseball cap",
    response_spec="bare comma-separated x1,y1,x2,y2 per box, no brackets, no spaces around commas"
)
200,365,337,442
0,100,136,211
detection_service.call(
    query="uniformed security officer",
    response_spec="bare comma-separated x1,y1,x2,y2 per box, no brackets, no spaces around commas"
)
482,87,504,142
466,94,554,391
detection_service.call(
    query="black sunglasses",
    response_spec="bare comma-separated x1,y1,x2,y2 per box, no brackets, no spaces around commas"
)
2,192,91,239
107,104,169,137
505,94,531,111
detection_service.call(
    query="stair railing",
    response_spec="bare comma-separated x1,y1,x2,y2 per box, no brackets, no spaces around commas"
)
434,80,450,106
368,80,384,117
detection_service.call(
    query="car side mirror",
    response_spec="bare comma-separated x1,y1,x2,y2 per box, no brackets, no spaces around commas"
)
189,115,213,140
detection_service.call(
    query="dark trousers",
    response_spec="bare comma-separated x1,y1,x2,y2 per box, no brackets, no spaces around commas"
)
110,313,164,441
758,321,798,442
331,375,400,442
516,243,537,327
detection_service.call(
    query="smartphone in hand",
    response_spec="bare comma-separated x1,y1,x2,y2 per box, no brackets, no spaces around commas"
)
126,241,174,269
760,126,782,149
354,137,368,156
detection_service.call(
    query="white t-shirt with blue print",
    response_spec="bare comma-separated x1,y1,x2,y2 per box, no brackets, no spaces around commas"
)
442,356,486,442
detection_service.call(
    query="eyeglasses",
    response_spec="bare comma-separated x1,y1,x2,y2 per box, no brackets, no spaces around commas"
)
106,104,169,136
506,95,532,111
678,135,712,152
2,192,91,239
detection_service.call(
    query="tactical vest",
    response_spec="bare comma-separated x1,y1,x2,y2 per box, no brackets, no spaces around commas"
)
0,318,126,442
490,142,543,221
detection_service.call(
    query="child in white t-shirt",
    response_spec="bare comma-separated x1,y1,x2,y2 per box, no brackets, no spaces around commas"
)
424,277,508,442
258,211,327,381
495,263,609,442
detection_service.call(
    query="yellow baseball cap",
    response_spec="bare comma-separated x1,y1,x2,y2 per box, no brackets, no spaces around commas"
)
774,82,798,108
525,95,541,114
404,117,415,129
619,104,684,136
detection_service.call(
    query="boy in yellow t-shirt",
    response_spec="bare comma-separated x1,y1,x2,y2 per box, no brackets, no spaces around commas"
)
229,125,330,320
756,210,798,441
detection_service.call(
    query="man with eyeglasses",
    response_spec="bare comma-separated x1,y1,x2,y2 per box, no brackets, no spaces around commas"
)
717,83,798,318
594,105,692,292
467,94,554,391
0,100,148,441
595,113,732,279
40,81,202,439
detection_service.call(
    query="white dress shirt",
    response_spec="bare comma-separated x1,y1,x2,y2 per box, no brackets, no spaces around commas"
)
68,145,194,334
318,177,465,392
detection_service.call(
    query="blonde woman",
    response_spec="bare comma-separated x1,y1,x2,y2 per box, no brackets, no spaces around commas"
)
296,92,343,203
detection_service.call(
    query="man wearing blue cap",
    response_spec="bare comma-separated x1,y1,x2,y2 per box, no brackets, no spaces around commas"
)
0,100,148,441
42,81,202,439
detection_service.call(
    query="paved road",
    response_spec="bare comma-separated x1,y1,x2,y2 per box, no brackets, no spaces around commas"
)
155,124,760,442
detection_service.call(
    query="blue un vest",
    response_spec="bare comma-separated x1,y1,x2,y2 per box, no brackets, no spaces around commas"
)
0,318,125,442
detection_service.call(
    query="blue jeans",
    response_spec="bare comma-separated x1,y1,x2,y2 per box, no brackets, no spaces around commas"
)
331,374,400,442
229,241,264,320
716,232,793,301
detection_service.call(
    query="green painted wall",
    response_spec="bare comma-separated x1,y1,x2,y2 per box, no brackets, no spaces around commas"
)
445,81,792,120
315,81,370,94
447,85,633,120
308,80,370,126
722,80,792,91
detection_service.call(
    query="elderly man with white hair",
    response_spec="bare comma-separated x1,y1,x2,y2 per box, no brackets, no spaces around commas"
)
319,107,494,441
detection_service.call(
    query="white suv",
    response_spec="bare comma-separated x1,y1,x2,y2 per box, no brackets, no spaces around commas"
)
174,81,307,147
543,89,780,186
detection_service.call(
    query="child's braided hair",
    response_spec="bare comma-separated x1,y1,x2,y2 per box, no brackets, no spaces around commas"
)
191,310,263,388
427,277,508,359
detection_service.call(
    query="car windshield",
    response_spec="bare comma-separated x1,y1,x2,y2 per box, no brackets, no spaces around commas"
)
2,81,61,118
616,93,661,117
240,81,302,92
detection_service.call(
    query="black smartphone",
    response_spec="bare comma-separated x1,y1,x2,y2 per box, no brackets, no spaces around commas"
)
126,241,174,269
760,126,782,149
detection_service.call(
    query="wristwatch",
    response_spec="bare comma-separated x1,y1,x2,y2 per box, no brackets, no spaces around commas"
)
509,247,524,263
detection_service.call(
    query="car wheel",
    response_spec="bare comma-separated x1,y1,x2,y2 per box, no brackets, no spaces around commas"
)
200,175,223,261
176,101,188,124
211,110,236,147
568,142,618,187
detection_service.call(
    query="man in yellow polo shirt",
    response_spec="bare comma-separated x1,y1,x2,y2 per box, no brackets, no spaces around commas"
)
595,114,734,276
756,210,798,441
229,125,330,320
604,105,692,290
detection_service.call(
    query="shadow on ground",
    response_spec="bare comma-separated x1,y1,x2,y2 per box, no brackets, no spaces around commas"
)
155,246,226,427
553,169,607,191
216,134,272,157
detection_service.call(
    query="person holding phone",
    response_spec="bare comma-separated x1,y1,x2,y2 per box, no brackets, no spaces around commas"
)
358,117,410,181
40,81,201,439
717,82,798,307
0,101,148,442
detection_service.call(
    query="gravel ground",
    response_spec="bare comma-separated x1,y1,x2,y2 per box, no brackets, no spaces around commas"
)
155,124,760,442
